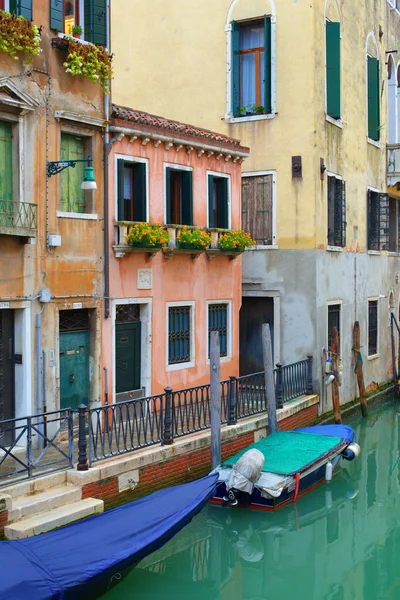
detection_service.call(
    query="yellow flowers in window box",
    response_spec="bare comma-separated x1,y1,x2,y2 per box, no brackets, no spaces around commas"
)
126,222,169,248
177,226,212,249
0,10,41,64
218,230,255,252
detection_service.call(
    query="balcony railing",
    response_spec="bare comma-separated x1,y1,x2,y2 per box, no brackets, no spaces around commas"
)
0,200,37,237
387,145,400,186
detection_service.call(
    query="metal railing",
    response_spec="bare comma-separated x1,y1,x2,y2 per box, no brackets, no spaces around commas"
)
0,200,37,234
0,409,74,487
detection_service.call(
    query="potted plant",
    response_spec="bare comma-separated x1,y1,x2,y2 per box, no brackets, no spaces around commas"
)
177,226,212,249
63,38,113,92
71,24,82,38
126,222,169,248
218,230,255,253
255,105,265,114
0,10,41,64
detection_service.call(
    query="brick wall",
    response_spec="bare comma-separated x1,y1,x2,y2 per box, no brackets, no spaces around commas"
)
0,510,8,539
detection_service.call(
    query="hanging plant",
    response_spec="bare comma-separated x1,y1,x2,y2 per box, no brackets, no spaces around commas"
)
63,38,113,92
0,10,41,64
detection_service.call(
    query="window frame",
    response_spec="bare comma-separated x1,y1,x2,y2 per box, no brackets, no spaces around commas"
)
114,153,149,224
241,170,277,248
206,171,231,229
325,18,342,126
166,301,195,371
367,187,389,253
1,1,10,11
367,298,379,358
54,0,86,41
163,162,193,226
327,301,342,356
225,15,276,123
326,172,346,250
206,301,232,362
0,112,21,205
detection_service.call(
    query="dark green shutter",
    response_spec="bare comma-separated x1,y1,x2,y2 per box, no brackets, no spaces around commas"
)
326,21,341,119
231,21,240,117
0,121,13,203
208,174,215,228
133,163,147,222
264,15,272,115
165,167,171,224
117,159,125,221
9,0,32,20
367,56,380,141
218,177,229,229
50,0,63,30
181,171,193,225
84,0,107,45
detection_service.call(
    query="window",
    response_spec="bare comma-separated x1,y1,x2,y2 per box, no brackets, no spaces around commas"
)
50,0,107,45
328,304,341,352
231,16,271,117
60,133,93,214
0,121,13,203
367,190,389,251
367,55,380,141
208,304,228,358
327,175,346,247
242,174,274,245
63,0,79,34
117,159,147,222
208,174,229,229
168,306,192,365
388,197,400,252
165,167,193,226
7,0,32,19
326,20,341,119
368,300,378,356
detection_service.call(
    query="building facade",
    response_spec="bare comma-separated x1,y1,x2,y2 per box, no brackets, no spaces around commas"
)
111,0,400,408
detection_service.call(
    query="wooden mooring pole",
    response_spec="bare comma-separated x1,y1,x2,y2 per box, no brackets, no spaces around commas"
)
262,323,277,434
331,326,342,424
353,321,368,417
210,331,221,470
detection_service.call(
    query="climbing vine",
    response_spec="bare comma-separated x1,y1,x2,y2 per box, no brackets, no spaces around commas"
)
0,10,41,64
63,38,113,92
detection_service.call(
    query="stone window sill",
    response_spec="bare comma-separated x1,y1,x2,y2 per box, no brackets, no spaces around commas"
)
57,211,98,220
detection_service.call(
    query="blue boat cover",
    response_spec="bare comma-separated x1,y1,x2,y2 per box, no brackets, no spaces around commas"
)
297,424,355,445
0,473,218,600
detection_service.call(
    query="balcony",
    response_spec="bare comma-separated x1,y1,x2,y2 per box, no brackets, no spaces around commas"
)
0,200,37,238
387,145,400,187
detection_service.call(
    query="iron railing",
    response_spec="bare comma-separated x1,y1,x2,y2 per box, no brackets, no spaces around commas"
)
0,409,74,487
0,200,37,234
280,358,311,403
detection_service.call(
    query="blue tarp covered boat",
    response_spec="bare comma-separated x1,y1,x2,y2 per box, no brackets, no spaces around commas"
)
0,473,218,600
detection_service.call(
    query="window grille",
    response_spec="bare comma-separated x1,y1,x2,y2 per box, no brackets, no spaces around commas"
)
328,304,341,351
59,309,89,332
116,304,140,323
367,191,389,251
327,176,346,247
168,306,191,365
368,300,378,356
208,304,228,358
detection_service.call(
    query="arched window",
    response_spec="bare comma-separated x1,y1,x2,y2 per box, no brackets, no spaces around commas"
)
325,0,341,120
387,55,397,144
366,33,380,142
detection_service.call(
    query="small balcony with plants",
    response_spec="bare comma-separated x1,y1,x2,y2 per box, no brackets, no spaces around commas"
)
163,225,212,259
0,200,38,238
113,222,169,259
206,228,255,259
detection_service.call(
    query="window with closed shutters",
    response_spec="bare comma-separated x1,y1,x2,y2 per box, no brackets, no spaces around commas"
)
242,174,273,245
326,21,341,119
367,56,380,141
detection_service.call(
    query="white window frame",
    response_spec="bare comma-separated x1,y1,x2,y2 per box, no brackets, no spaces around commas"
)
57,0,85,40
324,9,342,129
367,296,379,359
327,300,342,357
326,171,344,251
225,14,277,123
114,153,150,225
206,300,232,363
163,163,193,225
206,171,231,229
166,301,195,371
241,170,277,249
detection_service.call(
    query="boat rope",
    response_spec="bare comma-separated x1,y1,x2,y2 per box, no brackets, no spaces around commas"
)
293,472,300,502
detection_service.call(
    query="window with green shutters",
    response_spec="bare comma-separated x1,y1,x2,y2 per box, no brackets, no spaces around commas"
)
165,167,193,226
367,56,380,141
0,121,13,205
60,133,87,213
326,21,341,120
208,174,229,229
50,0,107,45
117,159,147,222
208,304,228,358
231,16,272,118
9,0,32,20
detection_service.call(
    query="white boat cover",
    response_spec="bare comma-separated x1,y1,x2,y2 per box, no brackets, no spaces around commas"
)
227,449,265,494
255,472,294,499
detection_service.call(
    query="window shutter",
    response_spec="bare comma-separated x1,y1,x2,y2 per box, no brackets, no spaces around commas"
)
181,171,193,225
326,21,341,119
117,159,125,221
133,163,147,222
50,0,63,30
264,15,272,115
165,167,171,224
208,174,215,228
231,21,240,118
218,177,229,229
84,0,107,45
10,0,32,20
367,56,380,141
0,121,13,202
379,193,389,251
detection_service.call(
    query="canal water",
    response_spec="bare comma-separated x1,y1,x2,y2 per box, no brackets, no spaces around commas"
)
101,397,400,600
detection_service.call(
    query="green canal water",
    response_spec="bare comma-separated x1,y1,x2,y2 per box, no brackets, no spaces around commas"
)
101,397,400,600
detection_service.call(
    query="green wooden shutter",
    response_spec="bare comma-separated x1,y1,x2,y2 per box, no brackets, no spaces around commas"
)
208,174,214,228
50,0,63,30
264,15,272,115
84,0,107,45
368,56,380,141
117,159,125,221
133,163,147,222
61,134,85,213
326,21,341,119
165,167,171,224
181,171,193,225
10,0,32,20
218,177,229,229
0,122,13,207
231,21,240,117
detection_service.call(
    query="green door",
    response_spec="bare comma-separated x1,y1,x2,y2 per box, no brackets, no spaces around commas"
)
60,331,90,409
116,322,141,393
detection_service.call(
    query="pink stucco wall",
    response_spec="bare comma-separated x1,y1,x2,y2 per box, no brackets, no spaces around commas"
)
102,136,244,398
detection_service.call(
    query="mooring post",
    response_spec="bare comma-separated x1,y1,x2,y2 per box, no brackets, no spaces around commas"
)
210,331,221,469
77,404,88,471
163,386,173,445
275,363,284,409
331,327,342,424
353,321,368,417
262,323,277,433
227,375,237,425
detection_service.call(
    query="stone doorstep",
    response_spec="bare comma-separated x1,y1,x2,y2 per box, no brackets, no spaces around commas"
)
68,394,319,488
8,484,82,523
1,470,67,499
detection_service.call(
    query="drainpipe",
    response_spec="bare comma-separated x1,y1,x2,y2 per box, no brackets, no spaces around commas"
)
104,0,111,319
36,305,45,449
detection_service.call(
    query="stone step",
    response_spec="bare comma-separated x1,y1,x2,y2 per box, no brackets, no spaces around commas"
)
8,484,82,522
4,498,104,540
1,471,67,498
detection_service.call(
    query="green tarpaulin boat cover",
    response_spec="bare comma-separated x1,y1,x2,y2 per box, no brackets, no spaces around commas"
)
222,431,343,476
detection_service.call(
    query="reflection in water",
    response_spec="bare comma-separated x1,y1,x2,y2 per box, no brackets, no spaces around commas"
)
102,399,400,600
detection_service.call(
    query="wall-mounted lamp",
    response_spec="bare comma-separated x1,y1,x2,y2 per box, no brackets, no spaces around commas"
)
46,155,97,191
